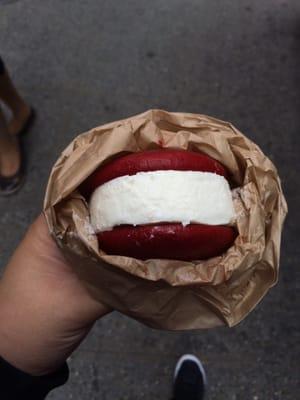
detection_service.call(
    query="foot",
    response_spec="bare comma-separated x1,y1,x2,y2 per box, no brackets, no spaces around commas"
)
173,354,207,400
8,102,31,136
0,136,21,177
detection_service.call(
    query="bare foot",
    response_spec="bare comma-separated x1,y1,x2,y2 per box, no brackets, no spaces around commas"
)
0,137,20,177
8,102,31,136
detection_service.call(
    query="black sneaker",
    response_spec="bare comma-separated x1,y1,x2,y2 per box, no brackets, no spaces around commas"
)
173,354,207,400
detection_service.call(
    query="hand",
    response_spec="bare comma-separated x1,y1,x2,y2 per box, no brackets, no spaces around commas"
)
0,214,111,376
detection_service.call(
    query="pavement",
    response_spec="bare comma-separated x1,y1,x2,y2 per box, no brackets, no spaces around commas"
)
0,0,299,399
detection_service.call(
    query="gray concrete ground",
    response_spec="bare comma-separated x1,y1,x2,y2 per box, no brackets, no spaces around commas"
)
0,0,299,399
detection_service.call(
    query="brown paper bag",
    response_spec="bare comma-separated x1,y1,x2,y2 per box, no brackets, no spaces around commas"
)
44,110,287,330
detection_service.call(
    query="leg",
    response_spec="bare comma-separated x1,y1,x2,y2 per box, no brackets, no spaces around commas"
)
172,354,207,400
0,106,20,177
0,58,31,136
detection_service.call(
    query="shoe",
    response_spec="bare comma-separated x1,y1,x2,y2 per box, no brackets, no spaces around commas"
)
173,354,207,400
0,137,26,196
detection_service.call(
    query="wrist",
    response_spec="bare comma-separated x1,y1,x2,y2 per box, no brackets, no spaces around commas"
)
0,292,62,376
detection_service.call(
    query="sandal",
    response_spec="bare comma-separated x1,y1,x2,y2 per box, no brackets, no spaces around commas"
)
17,107,36,137
0,137,26,196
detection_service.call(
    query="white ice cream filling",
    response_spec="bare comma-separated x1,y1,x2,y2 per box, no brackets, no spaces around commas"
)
89,170,235,232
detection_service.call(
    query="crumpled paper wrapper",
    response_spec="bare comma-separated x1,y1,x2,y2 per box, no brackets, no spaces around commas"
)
44,110,287,330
